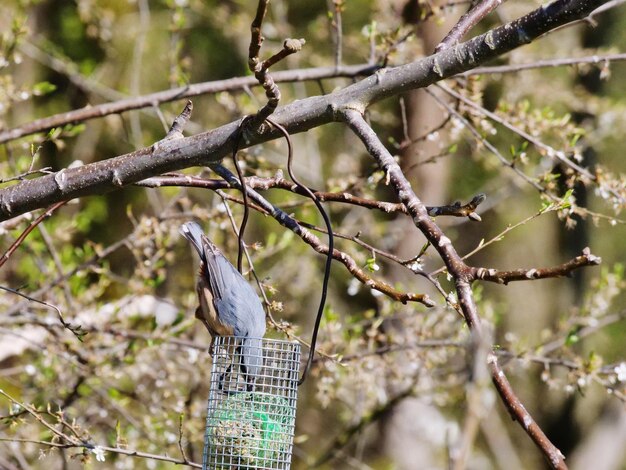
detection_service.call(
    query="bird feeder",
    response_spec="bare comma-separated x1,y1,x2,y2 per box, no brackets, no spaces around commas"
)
202,336,301,470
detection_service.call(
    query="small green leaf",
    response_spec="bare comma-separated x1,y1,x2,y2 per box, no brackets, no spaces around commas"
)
32,81,57,96
565,329,580,346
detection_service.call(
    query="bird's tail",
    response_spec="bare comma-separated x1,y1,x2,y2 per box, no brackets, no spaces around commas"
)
239,337,264,391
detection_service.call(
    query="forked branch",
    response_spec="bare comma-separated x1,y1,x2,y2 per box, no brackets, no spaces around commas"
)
341,108,568,469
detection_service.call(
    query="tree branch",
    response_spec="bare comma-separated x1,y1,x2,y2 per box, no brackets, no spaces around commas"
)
464,52,626,75
487,354,566,469
137,173,486,220
436,0,508,52
0,0,608,221
246,0,305,128
473,247,601,284
340,108,568,468
0,64,377,144
210,164,435,306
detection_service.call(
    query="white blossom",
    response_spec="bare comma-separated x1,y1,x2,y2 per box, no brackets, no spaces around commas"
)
92,446,106,462
614,363,626,382
408,260,423,273
347,278,360,296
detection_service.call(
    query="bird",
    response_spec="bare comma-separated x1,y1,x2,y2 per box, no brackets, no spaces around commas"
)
180,221,266,391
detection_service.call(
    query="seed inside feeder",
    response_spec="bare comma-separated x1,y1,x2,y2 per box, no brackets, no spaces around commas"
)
208,392,293,468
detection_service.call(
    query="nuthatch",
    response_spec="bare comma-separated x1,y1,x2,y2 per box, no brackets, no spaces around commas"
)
180,221,266,390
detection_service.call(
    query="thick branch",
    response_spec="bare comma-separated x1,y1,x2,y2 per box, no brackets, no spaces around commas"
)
488,354,566,469
0,0,609,222
341,110,472,305
0,64,377,144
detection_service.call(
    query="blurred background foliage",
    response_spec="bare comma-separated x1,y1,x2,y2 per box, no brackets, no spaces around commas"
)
0,0,625,468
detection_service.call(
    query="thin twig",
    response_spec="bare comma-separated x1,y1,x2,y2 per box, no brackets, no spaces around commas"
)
472,247,601,284
464,52,626,75
327,0,344,68
210,163,435,307
0,437,201,468
164,100,193,140
0,200,67,269
438,82,624,204
247,0,305,128
436,0,508,52
138,173,486,220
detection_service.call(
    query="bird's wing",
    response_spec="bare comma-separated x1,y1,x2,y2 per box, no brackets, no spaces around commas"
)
180,221,231,302
201,238,233,303
215,279,266,337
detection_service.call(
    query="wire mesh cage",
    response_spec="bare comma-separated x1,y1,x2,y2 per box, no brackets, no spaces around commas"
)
203,336,301,470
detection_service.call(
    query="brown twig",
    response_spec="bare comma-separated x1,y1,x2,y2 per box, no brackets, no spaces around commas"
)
137,173,486,221
210,163,435,307
341,108,568,468
428,193,486,221
487,354,566,469
0,200,67,269
262,38,306,70
472,247,601,284
163,100,193,140
248,0,270,67
246,0,305,128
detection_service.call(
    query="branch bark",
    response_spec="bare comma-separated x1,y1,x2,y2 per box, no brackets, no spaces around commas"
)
0,64,377,144
0,0,608,222
210,164,435,306
436,0,508,52
340,108,568,469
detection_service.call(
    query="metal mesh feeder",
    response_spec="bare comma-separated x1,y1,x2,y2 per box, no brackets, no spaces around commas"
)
203,336,301,469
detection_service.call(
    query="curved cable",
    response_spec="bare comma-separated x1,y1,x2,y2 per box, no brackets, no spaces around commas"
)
231,119,251,274
265,117,334,386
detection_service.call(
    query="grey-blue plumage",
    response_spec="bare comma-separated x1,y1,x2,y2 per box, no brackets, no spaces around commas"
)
180,221,266,389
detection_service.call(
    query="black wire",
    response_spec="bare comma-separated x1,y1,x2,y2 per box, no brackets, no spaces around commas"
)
265,117,334,386
232,119,250,274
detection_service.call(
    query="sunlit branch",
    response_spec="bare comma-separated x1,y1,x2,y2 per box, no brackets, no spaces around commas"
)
437,0,509,52
0,0,609,221
341,108,568,469
472,247,601,284
210,164,435,306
